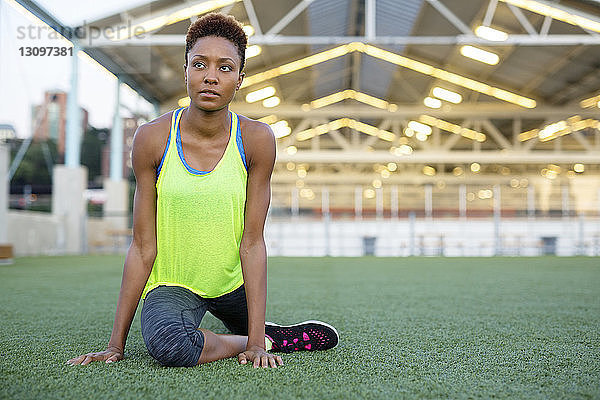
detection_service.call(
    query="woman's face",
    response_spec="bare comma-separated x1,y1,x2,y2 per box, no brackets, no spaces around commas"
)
184,36,244,112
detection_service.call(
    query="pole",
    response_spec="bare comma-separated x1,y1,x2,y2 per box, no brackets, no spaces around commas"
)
322,186,330,256
65,42,81,168
354,186,362,220
110,77,123,181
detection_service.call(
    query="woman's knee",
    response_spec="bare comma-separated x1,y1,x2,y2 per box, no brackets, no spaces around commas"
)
142,322,205,367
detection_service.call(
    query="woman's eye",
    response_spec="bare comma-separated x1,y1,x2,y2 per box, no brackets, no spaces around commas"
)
220,65,233,72
194,62,205,68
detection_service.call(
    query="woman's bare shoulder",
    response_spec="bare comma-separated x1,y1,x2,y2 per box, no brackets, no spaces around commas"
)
237,115,276,168
132,110,175,166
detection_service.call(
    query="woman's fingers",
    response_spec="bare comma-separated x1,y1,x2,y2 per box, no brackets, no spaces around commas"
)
237,352,248,365
67,350,122,366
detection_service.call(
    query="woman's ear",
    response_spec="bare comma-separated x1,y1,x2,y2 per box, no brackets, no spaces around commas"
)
236,72,245,90
183,64,187,85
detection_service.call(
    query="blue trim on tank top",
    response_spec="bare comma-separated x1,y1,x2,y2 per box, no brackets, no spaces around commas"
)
235,114,247,171
176,110,246,175
155,108,181,180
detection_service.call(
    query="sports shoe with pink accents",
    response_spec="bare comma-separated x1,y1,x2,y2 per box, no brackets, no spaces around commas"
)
265,320,339,353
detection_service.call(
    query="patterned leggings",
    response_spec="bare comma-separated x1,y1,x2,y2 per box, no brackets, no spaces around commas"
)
141,284,248,367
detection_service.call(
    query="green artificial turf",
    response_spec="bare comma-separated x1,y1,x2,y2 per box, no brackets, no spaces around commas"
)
0,256,599,399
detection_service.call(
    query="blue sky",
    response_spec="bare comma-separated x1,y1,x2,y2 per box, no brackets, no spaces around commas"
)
0,0,154,138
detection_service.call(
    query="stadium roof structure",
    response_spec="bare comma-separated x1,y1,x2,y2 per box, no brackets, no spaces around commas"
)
15,0,600,170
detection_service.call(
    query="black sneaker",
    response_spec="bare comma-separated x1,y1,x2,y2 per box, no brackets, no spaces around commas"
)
265,320,339,353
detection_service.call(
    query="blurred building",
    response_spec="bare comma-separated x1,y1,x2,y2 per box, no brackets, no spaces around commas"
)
0,124,16,142
31,90,88,160
101,117,140,179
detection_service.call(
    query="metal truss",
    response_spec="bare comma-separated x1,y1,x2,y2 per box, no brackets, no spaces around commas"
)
86,0,600,48
89,34,600,48
252,110,600,165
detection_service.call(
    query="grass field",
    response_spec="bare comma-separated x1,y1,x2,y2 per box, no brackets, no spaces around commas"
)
1,256,599,399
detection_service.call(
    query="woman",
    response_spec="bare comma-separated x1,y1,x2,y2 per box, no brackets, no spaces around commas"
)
67,13,338,369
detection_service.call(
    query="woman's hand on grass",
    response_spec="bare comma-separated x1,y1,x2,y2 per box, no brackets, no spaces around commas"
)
66,346,124,366
238,345,283,368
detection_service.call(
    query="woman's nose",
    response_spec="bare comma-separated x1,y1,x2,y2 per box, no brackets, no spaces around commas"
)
204,70,218,84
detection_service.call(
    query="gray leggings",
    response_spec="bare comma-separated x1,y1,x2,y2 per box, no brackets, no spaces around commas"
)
141,285,248,367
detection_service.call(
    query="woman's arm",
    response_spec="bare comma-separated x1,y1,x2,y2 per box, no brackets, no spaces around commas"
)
67,123,162,365
237,120,277,367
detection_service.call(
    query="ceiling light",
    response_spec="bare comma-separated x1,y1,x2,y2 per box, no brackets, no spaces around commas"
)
423,166,436,176
364,189,376,199
245,45,262,59
419,115,486,142
241,42,536,108
308,89,395,110
241,44,354,88
408,121,432,135
243,25,255,37
112,0,241,40
519,116,600,142
246,86,276,103
271,120,291,139
424,97,442,108
498,0,600,33
363,44,534,107
296,118,395,142
432,87,463,104
415,132,428,141
286,146,297,155
471,163,481,173
474,25,508,41
579,93,600,108
262,96,281,108
573,163,584,173
257,114,278,124
460,46,500,65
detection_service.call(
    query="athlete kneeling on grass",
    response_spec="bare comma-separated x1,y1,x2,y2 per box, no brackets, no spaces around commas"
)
67,13,338,369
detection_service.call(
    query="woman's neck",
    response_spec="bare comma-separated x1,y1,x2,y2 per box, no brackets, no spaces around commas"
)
182,104,230,139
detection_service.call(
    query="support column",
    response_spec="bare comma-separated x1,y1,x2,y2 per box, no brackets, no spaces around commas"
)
459,184,467,221
533,178,552,215
425,184,433,221
53,165,88,254
493,184,501,255
376,187,383,220
527,185,536,219
354,186,362,220
391,185,398,220
291,187,299,219
322,186,330,256
562,185,570,219
104,77,129,233
0,144,8,243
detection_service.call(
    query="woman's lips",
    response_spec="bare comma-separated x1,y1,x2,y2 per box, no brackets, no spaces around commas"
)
199,90,219,98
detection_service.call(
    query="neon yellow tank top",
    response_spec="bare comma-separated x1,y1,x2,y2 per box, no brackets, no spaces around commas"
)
142,107,248,299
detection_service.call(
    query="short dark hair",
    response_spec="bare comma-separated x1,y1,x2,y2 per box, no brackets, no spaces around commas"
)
185,13,248,72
